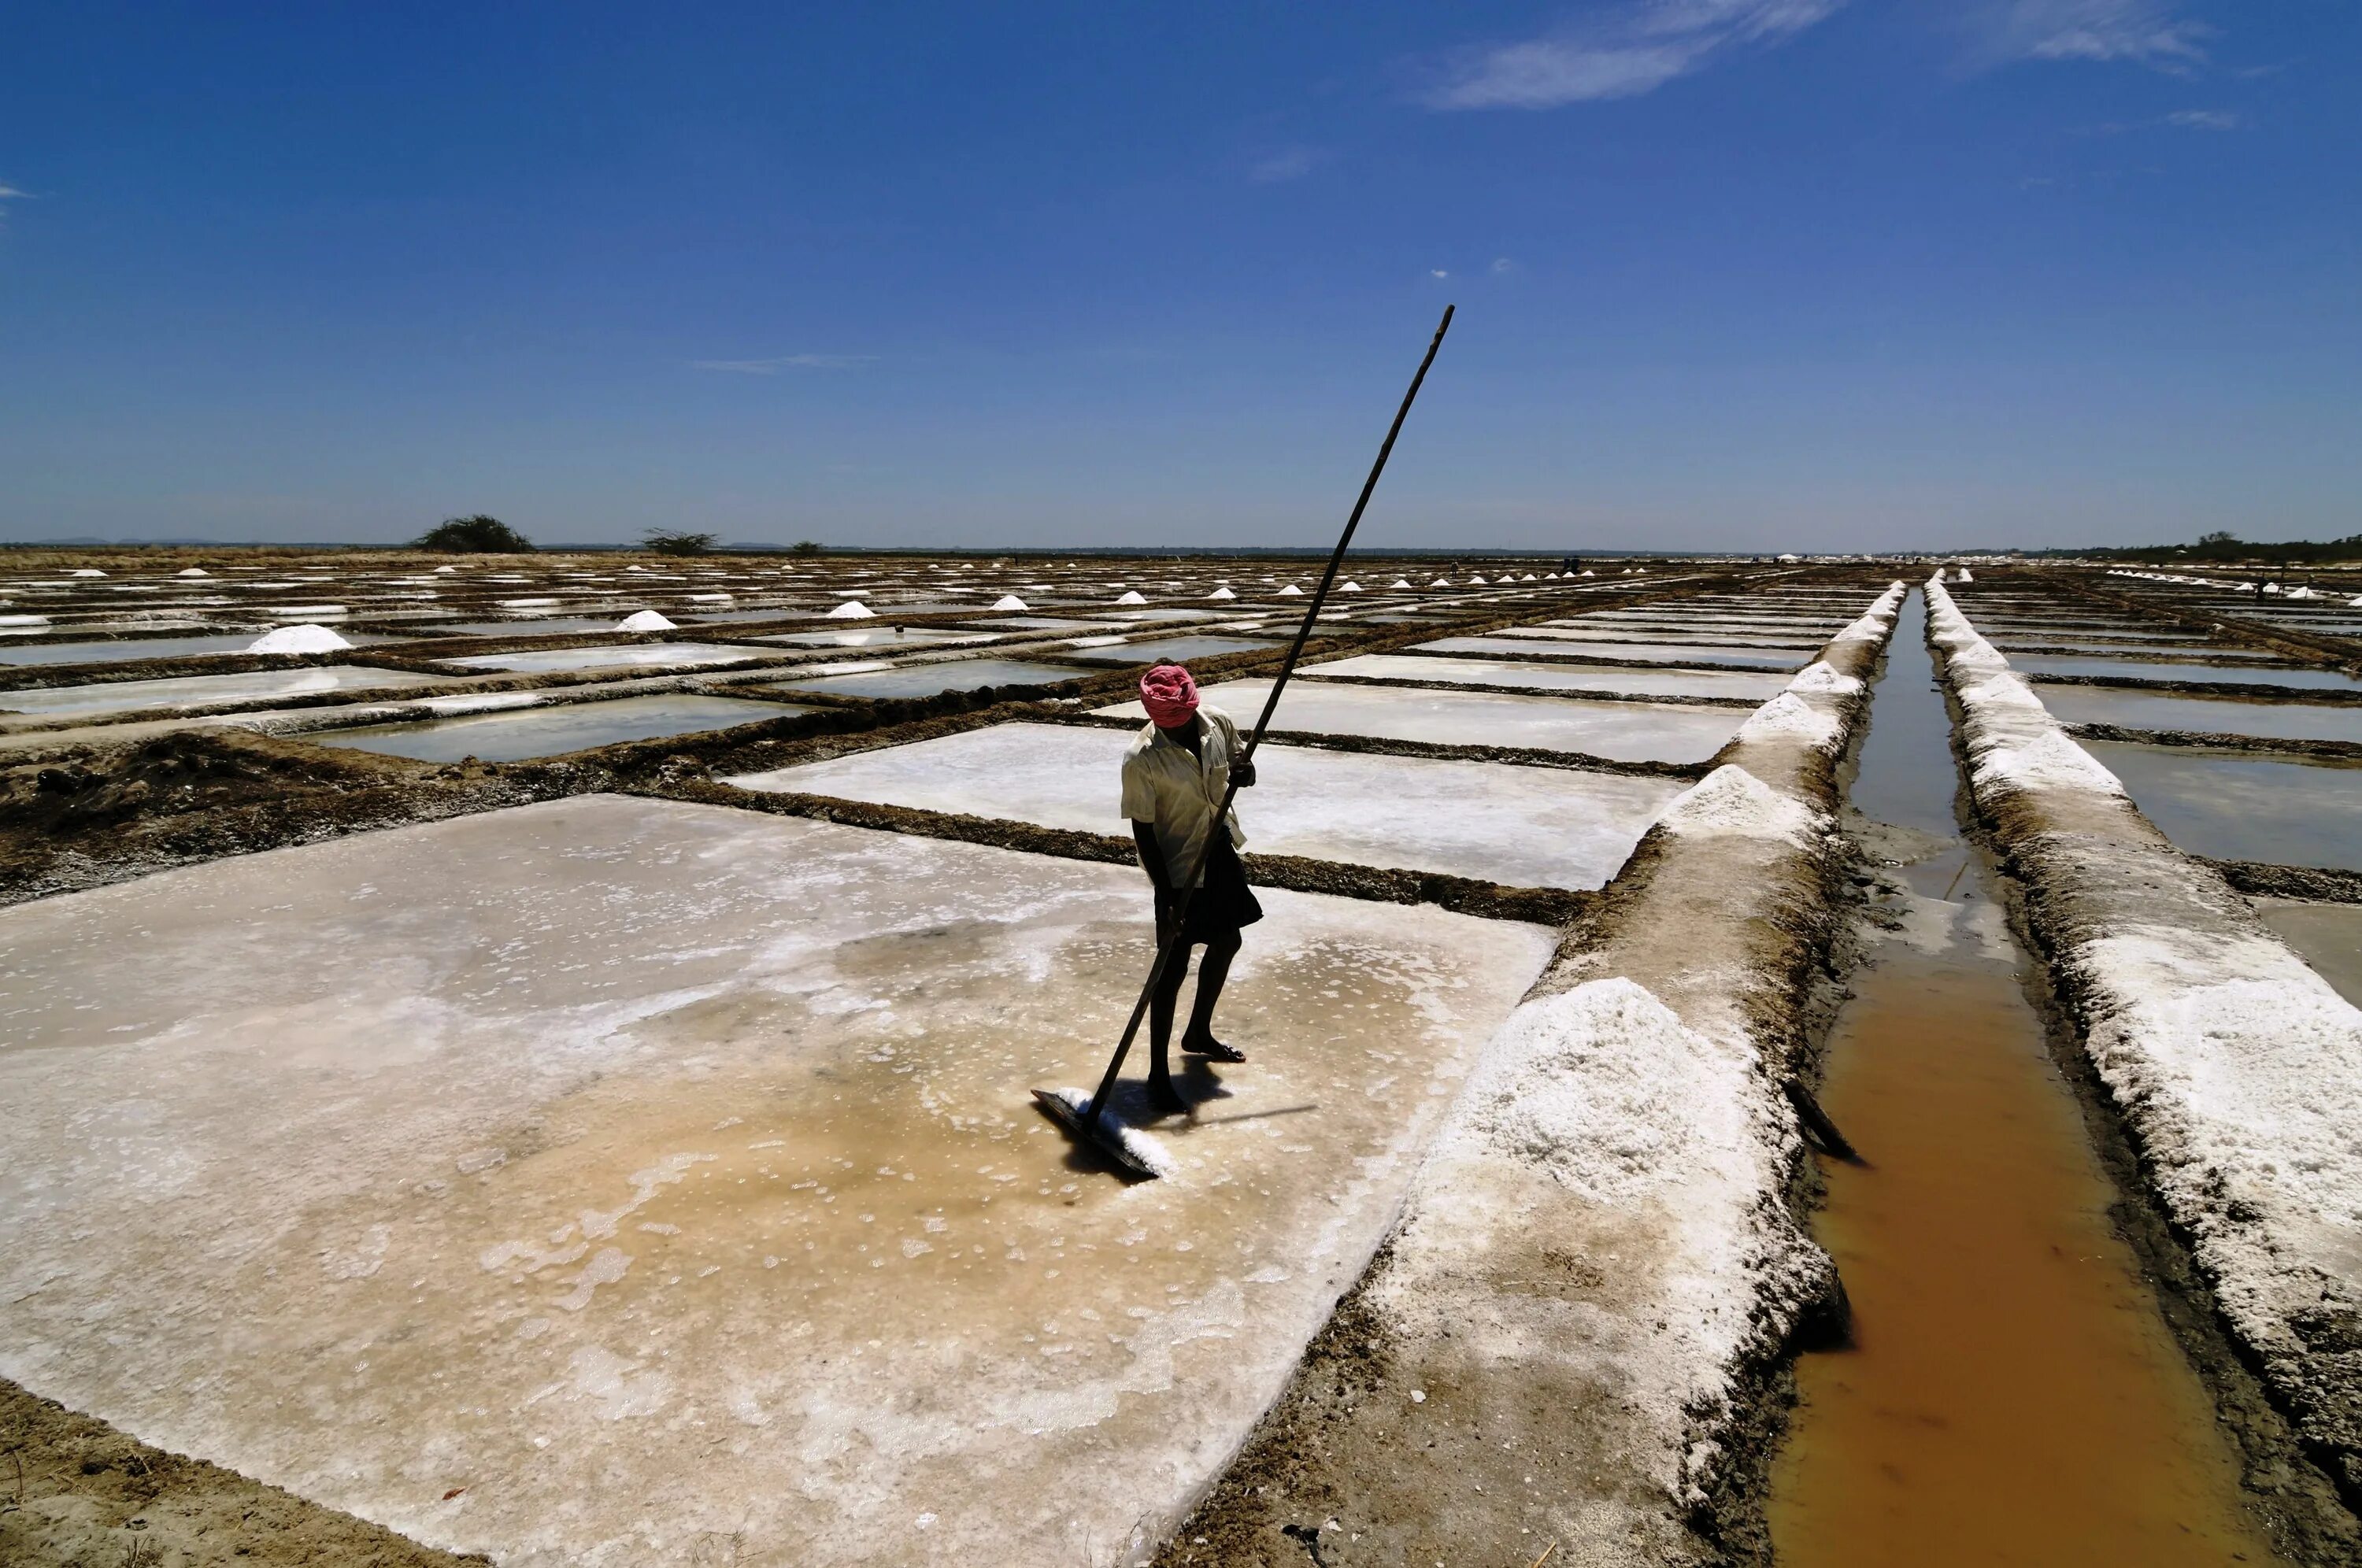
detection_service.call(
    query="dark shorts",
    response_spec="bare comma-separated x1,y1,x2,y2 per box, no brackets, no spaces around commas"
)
1175,833,1264,945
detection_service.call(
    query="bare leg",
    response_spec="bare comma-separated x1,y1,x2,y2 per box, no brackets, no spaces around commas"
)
1146,942,1194,1111
1180,930,1245,1061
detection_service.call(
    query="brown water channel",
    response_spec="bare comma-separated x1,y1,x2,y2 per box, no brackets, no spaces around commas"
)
1771,590,2290,1566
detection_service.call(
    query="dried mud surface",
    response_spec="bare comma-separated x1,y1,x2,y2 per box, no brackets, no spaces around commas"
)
0,1382,483,1568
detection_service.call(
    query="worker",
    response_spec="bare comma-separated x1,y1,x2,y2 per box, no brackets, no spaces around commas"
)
1121,661,1260,1113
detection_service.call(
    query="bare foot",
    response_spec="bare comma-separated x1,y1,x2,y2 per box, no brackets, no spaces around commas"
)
1181,1037,1246,1063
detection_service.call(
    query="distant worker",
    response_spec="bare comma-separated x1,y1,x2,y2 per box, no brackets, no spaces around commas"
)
1121,662,1260,1113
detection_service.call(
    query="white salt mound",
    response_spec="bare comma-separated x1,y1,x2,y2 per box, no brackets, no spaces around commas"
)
1341,581,1363,593
1390,579,1413,590
246,623,354,654
1208,587,1237,601
1430,577,1451,588
1115,590,1148,605
433,565,458,574
1655,764,1825,849
176,568,210,579
827,601,877,620
617,610,677,632
69,568,106,578
990,594,1030,611
1277,584,1304,597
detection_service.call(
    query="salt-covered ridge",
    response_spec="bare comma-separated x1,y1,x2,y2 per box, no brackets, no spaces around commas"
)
1157,582,1908,1566
1926,575,2362,1514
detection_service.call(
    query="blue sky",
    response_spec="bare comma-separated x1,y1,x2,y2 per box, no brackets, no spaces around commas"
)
3,2,2355,551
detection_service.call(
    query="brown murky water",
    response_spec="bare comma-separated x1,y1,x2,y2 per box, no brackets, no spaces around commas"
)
1772,593,2289,1566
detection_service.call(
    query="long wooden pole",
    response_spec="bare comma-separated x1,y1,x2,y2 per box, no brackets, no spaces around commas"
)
1086,304,1457,1133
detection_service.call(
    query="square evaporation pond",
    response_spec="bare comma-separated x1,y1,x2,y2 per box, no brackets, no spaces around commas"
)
2020,656,2362,690
1093,678,1742,765
1305,653,1788,703
2085,741,2362,872
0,666,452,718
2038,688,2362,745
435,643,766,674
0,633,383,666
0,795,1552,1568
751,627,994,651
309,694,816,763
762,659,1090,699
1063,635,1280,666
729,720,1682,889
1412,636,1808,671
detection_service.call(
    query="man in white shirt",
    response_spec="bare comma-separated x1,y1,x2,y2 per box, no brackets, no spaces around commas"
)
1120,662,1262,1113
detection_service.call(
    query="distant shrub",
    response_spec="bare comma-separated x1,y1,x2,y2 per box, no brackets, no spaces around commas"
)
642,528,719,557
790,540,825,556
416,515,533,553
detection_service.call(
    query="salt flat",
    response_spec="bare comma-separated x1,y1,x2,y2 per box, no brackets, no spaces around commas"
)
1093,677,1744,764
730,720,1683,889
0,665,451,718
0,796,1552,1568
437,643,765,675
1305,652,1790,701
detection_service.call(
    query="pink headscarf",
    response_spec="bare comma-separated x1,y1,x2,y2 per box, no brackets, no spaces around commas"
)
1139,662,1199,727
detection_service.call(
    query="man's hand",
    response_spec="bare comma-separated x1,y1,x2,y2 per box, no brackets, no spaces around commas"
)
1153,886,1179,944
1232,756,1257,788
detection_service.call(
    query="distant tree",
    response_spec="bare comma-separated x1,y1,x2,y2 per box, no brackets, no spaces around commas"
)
789,540,825,556
2197,530,2239,546
642,528,718,557
416,515,533,553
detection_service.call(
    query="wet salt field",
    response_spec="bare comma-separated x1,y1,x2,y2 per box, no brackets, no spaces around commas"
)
313,694,816,764
24,553,2342,1565
730,720,1685,890
0,549,1905,1561
1305,651,1791,701
0,797,1555,1566
0,664,453,718
1094,676,1746,763
764,657,1092,698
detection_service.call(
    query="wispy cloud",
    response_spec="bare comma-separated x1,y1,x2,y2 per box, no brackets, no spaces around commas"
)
1972,0,2212,71
1248,146,1330,183
2165,107,2241,129
1490,257,1516,274
1423,0,1845,111
690,354,875,374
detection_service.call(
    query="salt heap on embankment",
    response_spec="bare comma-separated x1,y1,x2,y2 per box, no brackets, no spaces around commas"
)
1926,574,2362,1504
1165,582,1908,1563
245,623,354,654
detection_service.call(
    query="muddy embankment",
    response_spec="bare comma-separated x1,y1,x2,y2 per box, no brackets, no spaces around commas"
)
1149,581,1906,1568
1923,576,2362,1542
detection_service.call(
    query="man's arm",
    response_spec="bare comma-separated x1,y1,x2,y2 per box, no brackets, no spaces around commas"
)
1132,820,1178,941
1131,820,1170,891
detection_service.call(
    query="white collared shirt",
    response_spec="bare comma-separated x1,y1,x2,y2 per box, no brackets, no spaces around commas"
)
1119,706,1248,888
